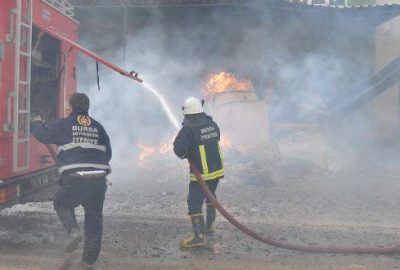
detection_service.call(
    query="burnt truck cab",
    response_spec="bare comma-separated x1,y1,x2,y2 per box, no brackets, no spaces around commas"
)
0,0,78,209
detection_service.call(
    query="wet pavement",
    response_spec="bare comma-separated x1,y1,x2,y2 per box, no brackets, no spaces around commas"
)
1,157,400,269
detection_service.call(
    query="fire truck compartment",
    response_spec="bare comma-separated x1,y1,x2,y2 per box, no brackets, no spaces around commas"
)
31,27,61,122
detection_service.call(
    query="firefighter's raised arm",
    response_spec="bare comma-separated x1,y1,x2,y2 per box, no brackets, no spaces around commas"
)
31,117,64,145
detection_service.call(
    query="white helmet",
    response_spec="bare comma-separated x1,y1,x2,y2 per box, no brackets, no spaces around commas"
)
182,97,204,115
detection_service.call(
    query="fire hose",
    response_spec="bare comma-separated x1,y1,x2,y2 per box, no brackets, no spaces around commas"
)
43,143,400,254
33,14,400,254
188,160,400,254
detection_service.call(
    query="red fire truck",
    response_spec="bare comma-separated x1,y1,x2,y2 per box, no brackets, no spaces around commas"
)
0,0,141,210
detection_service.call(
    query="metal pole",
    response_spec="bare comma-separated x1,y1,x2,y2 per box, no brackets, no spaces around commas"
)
122,4,128,68
34,21,143,83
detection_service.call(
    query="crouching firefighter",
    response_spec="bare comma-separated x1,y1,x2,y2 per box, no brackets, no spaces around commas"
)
173,97,224,248
31,93,111,268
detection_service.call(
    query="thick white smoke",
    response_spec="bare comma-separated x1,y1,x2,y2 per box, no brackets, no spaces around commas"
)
73,5,396,180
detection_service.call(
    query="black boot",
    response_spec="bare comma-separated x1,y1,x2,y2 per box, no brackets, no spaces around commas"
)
56,208,82,252
180,214,206,248
206,203,216,234
65,228,83,253
56,207,79,234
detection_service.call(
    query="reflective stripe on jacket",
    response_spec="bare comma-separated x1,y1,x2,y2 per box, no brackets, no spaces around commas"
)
173,113,224,181
31,111,112,175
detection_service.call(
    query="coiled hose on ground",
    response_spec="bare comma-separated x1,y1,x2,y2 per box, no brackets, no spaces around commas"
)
188,160,400,254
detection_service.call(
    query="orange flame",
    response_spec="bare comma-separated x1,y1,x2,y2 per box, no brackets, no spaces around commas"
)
220,135,232,148
158,143,172,154
205,71,252,96
137,136,174,161
138,134,232,162
138,144,156,161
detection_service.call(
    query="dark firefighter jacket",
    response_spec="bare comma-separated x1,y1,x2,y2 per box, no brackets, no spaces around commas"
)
173,113,224,181
31,111,112,175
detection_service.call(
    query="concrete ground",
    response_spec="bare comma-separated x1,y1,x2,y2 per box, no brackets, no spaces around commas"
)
1,154,400,270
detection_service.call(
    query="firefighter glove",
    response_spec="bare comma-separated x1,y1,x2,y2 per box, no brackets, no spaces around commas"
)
30,109,43,123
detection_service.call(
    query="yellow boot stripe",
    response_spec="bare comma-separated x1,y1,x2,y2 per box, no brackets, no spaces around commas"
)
180,234,206,248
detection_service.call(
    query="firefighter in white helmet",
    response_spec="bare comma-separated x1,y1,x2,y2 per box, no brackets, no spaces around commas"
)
173,97,224,248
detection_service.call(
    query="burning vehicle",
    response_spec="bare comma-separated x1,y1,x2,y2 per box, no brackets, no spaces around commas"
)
205,71,270,152
203,71,335,169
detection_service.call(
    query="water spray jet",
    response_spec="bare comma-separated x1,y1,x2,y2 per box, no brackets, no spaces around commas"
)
141,81,180,130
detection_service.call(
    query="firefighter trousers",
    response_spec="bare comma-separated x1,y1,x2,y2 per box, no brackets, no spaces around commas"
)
187,179,219,215
54,175,107,265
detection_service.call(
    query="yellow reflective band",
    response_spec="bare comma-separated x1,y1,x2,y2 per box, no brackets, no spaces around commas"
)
190,168,224,181
199,145,209,174
218,143,224,163
190,213,204,217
